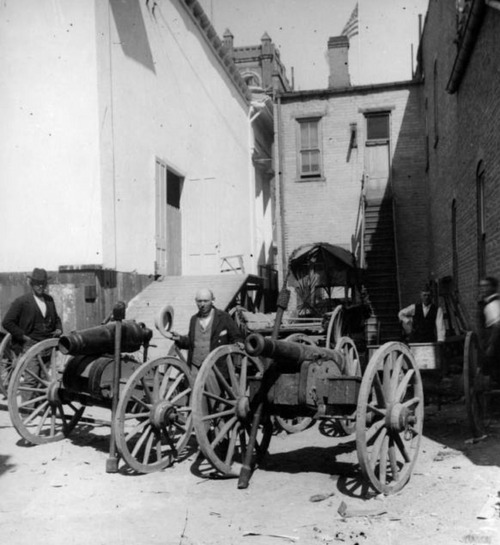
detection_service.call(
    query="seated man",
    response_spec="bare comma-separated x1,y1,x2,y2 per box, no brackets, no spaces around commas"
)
398,284,445,343
166,288,243,370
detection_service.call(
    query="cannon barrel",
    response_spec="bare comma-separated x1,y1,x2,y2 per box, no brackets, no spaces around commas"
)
58,321,153,356
245,333,342,368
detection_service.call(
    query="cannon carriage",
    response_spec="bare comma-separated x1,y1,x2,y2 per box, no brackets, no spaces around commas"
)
190,284,424,495
6,304,194,474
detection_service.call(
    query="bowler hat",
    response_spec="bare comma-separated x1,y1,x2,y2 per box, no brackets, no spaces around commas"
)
28,268,49,283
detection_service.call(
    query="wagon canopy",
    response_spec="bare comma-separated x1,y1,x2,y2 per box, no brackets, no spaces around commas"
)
288,242,358,286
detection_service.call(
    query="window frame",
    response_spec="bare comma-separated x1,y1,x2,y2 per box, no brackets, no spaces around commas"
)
296,115,324,181
365,111,391,146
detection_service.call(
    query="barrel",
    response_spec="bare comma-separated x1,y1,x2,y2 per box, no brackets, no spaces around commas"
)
58,320,153,356
245,333,342,371
62,354,139,401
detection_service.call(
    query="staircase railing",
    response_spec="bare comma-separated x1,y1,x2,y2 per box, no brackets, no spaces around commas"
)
351,175,366,269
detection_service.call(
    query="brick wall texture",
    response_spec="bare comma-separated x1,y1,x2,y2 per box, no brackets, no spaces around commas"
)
277,83,429,306
420,0,500,326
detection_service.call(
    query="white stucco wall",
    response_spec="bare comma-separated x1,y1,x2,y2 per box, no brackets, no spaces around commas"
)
1,0,257,276
0,1,103,272
97,0,254,275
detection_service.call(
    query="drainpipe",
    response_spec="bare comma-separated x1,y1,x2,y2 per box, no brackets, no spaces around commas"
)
275,94,287,282
248,98,270,275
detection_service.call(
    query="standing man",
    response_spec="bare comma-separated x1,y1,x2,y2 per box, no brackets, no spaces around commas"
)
398,284,446,343
166,288,243,370
2,267,62,355
478,276,500,383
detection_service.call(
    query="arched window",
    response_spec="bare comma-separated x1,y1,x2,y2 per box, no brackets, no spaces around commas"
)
242,72,261,88
476,162,486,279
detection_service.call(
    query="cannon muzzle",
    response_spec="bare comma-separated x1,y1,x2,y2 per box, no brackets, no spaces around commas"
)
58,321,153,356
245,332,341,368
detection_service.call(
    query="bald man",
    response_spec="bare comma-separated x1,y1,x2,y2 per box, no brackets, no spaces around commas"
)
167,288,243,369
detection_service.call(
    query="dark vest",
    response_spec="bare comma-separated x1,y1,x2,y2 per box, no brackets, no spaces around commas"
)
191,320,212,368
411,303,437,343
30,303,57,342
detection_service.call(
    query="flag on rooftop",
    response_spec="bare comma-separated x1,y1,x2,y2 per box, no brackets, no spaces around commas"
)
341,3,359,39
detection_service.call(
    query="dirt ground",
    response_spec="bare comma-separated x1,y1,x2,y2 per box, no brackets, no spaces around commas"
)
0,396,500,545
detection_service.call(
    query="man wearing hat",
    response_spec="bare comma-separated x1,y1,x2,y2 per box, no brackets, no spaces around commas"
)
398,283,445,343
2,268,62,355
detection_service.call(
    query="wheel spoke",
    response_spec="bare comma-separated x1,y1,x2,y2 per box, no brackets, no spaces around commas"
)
224,421,241,465
131,425,152,458
390,354,404,394
202,389,235,407
395,369,415,402
210,415,238,449
388,439,399,481
225,353,240,394
379,434,389,484
370,427,387,471
212,365,236,399
401,396,421,410
392,430,411,463
200,407,235,422
239,356,248,392
373,373,387,408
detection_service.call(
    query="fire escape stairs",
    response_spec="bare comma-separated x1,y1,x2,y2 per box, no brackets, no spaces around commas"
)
363,200,402,344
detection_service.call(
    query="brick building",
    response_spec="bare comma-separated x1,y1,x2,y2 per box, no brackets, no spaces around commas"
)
417,0,500,328
275,37,428,341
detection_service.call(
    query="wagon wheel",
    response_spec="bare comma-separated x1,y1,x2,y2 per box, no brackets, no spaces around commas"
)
325,306,344,348
192,344,272,477
356,342,424,495
335,336,362,435
463,331,490,437
0,333,17,398
274,333,316,434
8,339,83,444
115,356,193,473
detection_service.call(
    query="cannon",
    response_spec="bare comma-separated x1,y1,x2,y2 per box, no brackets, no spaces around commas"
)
191,329,424,495
7,304,194,474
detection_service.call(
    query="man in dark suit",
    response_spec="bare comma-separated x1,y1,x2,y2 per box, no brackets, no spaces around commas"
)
167,287,243,370
2,267,62,355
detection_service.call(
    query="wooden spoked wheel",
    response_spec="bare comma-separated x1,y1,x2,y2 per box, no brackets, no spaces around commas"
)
274,333,316,434
463,331,490,437
335,336,361,435
115,356,193,473
0,333,17,398
8,339,83,444
192,344,272,477
356,342,424,495
325,306,344,349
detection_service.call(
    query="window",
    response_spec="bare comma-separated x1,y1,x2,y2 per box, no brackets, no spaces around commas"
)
366,113,390,143
451,199,458,282
433,60,439,147
477,162,486,279
298,118,322,178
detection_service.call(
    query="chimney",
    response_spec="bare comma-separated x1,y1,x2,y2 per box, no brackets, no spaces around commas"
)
327,36,350,88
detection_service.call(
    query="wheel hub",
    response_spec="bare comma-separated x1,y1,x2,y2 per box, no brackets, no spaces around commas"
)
150,401,178,428
386,403,416,433
235,396,250,419
47,381,61,405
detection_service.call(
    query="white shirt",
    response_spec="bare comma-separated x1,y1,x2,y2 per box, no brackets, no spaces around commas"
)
33,294,47,318
483,295,500,328
198,309,214,331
